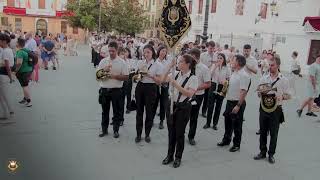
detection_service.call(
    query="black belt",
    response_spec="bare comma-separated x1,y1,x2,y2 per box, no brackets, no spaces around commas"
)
138,82,157,86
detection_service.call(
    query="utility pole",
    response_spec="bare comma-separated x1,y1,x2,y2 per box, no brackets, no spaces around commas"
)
202,0,210,44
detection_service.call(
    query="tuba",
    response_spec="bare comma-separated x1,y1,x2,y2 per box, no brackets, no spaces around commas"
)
96,69,111,81
218,80,229,97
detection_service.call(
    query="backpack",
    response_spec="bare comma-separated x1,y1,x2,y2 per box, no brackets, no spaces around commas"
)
22,49,38,67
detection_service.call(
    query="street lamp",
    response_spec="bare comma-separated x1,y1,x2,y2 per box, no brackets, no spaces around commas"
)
201,0,210,44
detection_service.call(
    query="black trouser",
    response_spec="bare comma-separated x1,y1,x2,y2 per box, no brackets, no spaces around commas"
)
259,106,281,156
135,82,158,137
222,100,246,147
154,85,169,122
206,83,224,126
166,101,192,159
188,94,204,140
91,48,95,63
99,88,122,133
201,89,209,115
93,52,100,67
122,79,133,111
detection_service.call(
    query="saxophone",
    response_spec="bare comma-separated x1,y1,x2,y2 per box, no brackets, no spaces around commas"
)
218,80,229,97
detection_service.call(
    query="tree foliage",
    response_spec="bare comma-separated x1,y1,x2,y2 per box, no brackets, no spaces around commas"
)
65,0,148,34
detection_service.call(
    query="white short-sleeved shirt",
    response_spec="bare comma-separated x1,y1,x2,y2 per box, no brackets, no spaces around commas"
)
1,47,14,67
157,57,172,74
200,52,217,68
245,56,258,77
137,59,163,83
258,73,290,105
25,38,37,52
170,71,198,103
226,68,250,101
211,65,231,84
100,45,109,58
195,62,211,95
97,56,129,88
290,59,300,71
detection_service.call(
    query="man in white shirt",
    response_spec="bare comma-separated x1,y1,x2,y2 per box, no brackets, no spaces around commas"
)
24,32,37,52
97,41,129,138
188,48,211,145
200,41,217,117
254,55,290,164
217,54,250,152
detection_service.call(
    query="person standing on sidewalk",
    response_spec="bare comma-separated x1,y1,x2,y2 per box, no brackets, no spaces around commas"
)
14,38,33,107
204,53,231,130
297,53,320,117
97,41,129,138
187,48,211,146
0,33,14,119
254,55,290,164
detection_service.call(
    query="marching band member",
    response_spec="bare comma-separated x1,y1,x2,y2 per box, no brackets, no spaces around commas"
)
155,45,171,129
200,41,217,117
204,53,231,130
135,44,163,143
243,44,258,86
97,41,129,138
187,48,211,145
162,54,198,168
217,55,250,152
254,55,290,164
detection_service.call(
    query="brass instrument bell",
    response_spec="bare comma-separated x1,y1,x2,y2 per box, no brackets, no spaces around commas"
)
96,69,111,81
218,80,229,97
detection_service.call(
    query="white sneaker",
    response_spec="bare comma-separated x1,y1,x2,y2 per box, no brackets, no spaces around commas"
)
25,101,32,107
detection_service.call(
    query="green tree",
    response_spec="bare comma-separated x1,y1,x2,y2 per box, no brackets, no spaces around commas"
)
65,0,109,31
105,0,148,35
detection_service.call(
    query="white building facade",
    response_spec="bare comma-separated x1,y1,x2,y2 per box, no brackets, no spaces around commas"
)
184,0,320,72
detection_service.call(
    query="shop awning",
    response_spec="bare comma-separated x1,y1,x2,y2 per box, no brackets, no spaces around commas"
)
303,16,320,32
3,6,26,16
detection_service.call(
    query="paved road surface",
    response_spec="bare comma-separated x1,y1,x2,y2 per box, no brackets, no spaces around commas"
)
0,46,319,180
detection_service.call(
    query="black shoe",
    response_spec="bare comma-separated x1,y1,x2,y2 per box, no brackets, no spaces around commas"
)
162,156,174,165
201,113,207,118
306,112,317,117
203,124,210,129
113,132,119,138
120,121,124,126
256,130,261,135
173,158,181,168
229,146,240,152
217,141,230,147
110,122,114,125
135,136,141,143
159,121,164,129
189,139,196,146
212,126,218,130
253,153,266,160
145,136,151,143
45,67,49,70
268,155,275,164
53,67,57,70
297,109,302,117
98,131,108,137
126,110,130,114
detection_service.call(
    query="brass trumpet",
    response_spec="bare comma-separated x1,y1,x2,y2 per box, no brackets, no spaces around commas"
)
218,80,229,97
96,69,112,81
132,70,148,83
